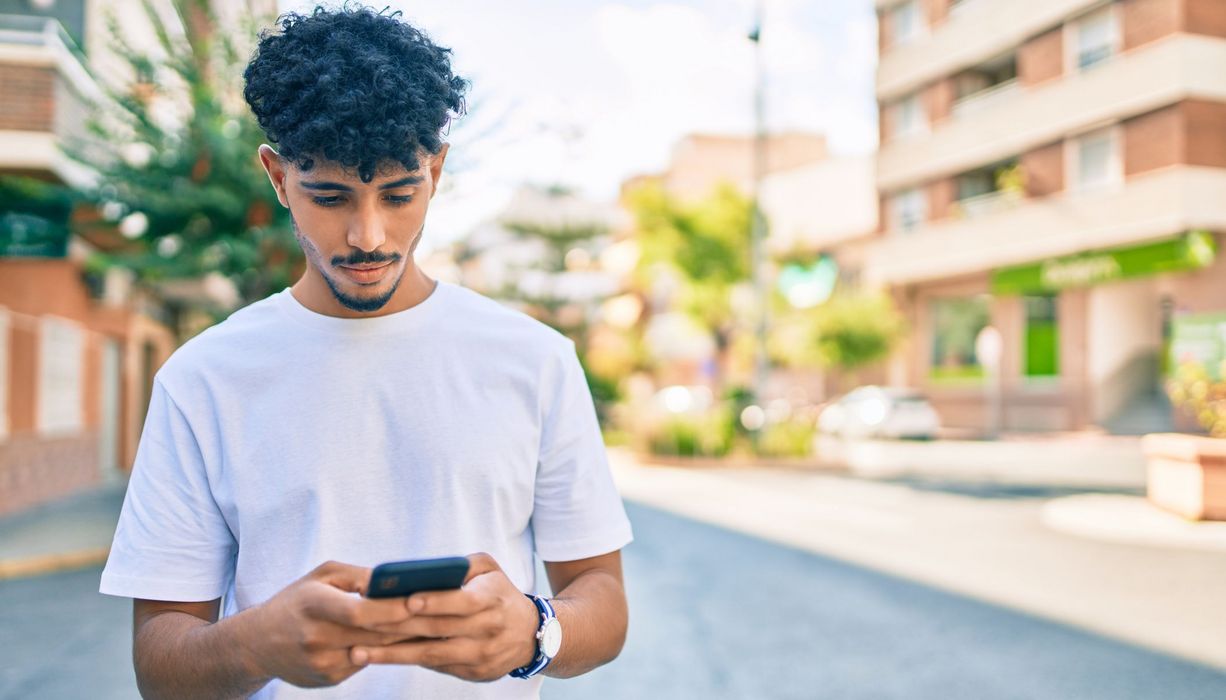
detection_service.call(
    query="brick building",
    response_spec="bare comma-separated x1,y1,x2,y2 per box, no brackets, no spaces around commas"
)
870,0,1226,434
0,0,272,516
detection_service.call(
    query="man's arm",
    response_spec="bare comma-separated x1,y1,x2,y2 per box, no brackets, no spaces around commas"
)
350,551,628,681
133,598,272,700
131,561,418,699
542,550,627,678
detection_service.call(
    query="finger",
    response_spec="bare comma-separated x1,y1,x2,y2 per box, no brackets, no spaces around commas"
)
314,620,418,649
308,560,374,595
463,552,499,583
400,586,492,617
303,584,415,630
375,612,493,641
352,637,479,668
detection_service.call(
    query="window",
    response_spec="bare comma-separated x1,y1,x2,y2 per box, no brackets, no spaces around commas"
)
892,1,923,45
1071,127,1120,191
930,297,990,382
892,188,928,233
1023,295,1060,377
1073,6,1117,71
893,92,928,138
38,315,84,436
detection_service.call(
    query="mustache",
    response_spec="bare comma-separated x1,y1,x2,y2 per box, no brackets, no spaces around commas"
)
331,251,402,266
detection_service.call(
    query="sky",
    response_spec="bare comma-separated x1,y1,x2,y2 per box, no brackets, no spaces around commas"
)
277,0,880,247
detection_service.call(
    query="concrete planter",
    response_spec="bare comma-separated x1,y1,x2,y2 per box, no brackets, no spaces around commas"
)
1142,433,1226,521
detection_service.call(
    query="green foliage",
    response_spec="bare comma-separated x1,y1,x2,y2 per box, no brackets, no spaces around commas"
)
756,419,815,459
647,410,735,458
627,181,752,332
579,353,621,427
70,0,298,305
812,293,906,372
1166,360,1226,437
0,176,75,222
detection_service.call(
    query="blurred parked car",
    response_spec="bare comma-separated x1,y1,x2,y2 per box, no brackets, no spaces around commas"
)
817,386,940,440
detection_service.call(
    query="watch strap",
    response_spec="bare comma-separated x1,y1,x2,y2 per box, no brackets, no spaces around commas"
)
509,594,556,679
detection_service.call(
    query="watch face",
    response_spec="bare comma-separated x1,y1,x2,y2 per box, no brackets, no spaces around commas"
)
541,618,563,657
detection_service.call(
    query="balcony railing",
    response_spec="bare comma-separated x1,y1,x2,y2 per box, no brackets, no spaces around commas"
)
0,14,86,63
950,79,1021,118
949,189,1023,220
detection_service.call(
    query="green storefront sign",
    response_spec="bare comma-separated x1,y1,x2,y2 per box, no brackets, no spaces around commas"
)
991,230,1216,295
0,212,69,258
1170,312,1226,381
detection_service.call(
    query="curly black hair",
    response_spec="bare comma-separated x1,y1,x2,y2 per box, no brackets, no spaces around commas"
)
243,5,468,182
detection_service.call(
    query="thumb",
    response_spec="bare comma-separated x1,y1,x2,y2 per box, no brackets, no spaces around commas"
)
463,552,500,584
308,560,373,595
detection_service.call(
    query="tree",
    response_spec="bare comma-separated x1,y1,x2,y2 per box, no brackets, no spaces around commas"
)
810,293,906,373
71,0,299,320
625,181,754,385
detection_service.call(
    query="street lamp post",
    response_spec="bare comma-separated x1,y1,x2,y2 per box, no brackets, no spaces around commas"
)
749,0,769,409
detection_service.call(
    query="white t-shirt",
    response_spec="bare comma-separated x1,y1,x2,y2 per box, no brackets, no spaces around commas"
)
99,281,633,700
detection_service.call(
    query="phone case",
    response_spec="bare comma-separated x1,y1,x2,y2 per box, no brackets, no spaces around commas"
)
366,556,471,598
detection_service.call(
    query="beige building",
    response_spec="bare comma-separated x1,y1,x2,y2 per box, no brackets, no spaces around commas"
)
871,0,1226,433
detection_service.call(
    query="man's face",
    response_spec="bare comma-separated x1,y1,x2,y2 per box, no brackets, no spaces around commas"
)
259,145,447,313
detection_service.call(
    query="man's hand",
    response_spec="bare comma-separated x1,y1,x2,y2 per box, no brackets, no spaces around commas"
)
349,553,541,682
243,560,420,688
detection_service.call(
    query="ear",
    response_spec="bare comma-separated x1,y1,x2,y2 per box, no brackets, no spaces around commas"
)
257,144,290,208
428,143,449,200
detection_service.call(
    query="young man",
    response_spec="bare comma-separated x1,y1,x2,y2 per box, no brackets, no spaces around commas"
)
99,7,633,699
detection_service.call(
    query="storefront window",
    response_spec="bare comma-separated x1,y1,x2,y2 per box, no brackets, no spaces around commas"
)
930,297,990,381
1024,295,1060,377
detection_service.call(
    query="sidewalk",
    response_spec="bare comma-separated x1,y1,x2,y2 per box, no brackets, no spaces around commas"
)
607,449,1226,670
813,432,1146,490
621,433,1226,553
0,480,125,580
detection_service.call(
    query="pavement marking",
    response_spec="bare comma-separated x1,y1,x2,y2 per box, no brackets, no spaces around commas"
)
0,547,110,581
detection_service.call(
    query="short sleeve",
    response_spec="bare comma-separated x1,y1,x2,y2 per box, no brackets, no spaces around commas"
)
99,379,236,601
531,342,634,562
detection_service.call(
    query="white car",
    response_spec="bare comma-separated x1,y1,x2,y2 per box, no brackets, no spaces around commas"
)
817,386,940,440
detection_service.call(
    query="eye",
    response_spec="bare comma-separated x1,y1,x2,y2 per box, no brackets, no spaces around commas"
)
312,196,344,207
385,195,413,206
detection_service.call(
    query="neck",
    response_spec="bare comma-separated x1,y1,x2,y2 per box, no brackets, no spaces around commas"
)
290,261,437,319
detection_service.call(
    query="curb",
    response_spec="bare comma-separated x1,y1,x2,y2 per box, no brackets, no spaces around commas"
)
1040,494,1226,553
0,547,110,581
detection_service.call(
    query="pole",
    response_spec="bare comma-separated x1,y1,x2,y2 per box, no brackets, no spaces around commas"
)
749,0,769,407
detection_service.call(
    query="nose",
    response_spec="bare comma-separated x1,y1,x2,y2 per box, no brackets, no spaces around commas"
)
347,201,387,253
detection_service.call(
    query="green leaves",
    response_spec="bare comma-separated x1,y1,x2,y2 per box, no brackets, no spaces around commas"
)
72,0,297,310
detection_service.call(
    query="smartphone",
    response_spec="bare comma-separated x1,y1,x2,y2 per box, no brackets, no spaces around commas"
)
366,556,470,599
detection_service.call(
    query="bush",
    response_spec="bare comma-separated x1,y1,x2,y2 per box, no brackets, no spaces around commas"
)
1166,360,1226,437
647,411,734,458
755,419,815,459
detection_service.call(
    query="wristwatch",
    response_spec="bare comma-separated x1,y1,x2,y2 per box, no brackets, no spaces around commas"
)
509,594,562,679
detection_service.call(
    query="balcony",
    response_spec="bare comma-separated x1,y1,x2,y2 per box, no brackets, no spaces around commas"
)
0,14,99,187
950,79,1020,118
878,0,1102,101
865,166,1226,286
878,34,1226,192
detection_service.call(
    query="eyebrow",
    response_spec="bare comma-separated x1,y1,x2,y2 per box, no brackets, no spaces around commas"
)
299,175,424,192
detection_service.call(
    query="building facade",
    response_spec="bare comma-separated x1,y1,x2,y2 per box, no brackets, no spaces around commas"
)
871,0,1226,434
0,0,272,516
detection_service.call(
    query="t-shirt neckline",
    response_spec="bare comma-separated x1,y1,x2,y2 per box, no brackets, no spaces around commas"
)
275,279,448,336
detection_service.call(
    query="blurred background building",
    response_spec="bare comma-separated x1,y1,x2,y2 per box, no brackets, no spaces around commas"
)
870,0,1226,434
0,0,270,515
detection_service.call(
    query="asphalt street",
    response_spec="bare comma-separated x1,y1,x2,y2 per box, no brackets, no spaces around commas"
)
2,501,1225,699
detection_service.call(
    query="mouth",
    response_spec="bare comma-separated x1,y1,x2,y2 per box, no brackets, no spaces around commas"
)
338,261,394,285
